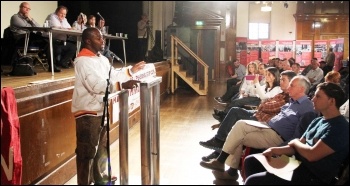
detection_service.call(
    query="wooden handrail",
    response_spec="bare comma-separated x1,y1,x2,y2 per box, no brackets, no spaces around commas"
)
170,35,208,95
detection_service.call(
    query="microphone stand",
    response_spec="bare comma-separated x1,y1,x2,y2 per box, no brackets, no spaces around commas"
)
100,63,113,185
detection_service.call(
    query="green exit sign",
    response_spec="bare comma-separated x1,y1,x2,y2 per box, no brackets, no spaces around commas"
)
195,21,204,26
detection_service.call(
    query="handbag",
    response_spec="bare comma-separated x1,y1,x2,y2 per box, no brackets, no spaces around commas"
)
10,56,37,76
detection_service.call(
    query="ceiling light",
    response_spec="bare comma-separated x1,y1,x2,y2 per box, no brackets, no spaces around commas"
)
261,4,272,12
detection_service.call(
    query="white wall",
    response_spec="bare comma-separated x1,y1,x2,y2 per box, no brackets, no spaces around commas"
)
237,2,249,38
1,1,57,37
237,1,297,40
270,2,297,40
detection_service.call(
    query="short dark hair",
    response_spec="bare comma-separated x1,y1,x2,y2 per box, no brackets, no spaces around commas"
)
55,5,68,14
316,82,346,109
280,70,296,81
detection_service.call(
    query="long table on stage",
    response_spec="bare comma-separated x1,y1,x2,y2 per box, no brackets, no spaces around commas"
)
20,27,128,76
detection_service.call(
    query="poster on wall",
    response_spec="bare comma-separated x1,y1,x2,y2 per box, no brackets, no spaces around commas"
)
314,40,328,62
277,40,294,60
295,40,312,66
236,37,248,66
329,38,344,71
247,40,260,63
261,40,277,64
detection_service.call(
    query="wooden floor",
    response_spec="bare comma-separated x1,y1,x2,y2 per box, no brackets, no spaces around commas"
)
64,82,243,185
1,64,244,185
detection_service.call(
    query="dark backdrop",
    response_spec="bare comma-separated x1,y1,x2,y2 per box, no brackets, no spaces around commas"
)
58,1,142,62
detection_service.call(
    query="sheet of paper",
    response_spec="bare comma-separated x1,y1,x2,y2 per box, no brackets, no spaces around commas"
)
242,119,270,128
252,153,301,181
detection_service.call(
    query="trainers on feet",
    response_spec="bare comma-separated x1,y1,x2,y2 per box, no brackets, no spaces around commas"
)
199,137,224,151
200,159,225,172
212,170,239,180
202,151,220,162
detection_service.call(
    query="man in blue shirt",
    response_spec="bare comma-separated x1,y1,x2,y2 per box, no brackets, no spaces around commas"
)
200,75,316,183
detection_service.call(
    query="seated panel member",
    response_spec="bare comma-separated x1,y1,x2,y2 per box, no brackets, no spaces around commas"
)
45,5,77,71
9,2,48,71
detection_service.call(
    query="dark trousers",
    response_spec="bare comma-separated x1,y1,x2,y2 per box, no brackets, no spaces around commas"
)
221,84,240,102
138,38,148,61
244,155,326,185
75,116,110,185
47,40,76,67
226,78,240,91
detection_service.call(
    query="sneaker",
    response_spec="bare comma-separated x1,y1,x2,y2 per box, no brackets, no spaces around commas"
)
214,97,228,105
200,159,225,172
212,170,239,180
202,151,220,162
199,137,224,151
214,97,224,103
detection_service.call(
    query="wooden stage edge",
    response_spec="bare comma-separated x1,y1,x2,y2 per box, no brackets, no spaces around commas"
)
1,61,171,185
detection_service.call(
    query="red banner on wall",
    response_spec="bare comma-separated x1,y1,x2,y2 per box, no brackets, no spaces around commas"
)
314,40,328,62
278,40,294,60
261,40,276,64
247,40,259,63
295,40,312,66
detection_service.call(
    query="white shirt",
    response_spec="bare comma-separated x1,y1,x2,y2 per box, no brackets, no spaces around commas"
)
305,67,324,86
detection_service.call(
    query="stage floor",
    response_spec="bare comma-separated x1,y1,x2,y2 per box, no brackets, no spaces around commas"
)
1,62,127,89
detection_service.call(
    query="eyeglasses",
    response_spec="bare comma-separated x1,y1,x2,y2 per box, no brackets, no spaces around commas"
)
21,6,31,10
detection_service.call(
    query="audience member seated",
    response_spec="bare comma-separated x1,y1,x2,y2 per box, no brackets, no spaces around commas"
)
319,60,332,77
200,70,296,162
243,82,348,185
291,62,301,75
308,70,341,99
200,76,316,184
45,5,77,72
305,58,324,86
214,61,261,106
215,59,246,104
214,67,282,122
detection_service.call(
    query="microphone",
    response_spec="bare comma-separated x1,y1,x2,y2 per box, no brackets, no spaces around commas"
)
110,51,124,64
97,12,105,20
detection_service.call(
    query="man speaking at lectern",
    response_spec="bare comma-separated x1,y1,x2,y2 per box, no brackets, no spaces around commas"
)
71,27,145,185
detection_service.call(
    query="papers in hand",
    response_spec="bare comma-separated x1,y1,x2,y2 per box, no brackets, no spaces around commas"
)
241,120,270,128
252,154,301,181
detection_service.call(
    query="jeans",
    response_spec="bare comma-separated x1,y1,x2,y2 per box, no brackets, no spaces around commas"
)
215,107,257,141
